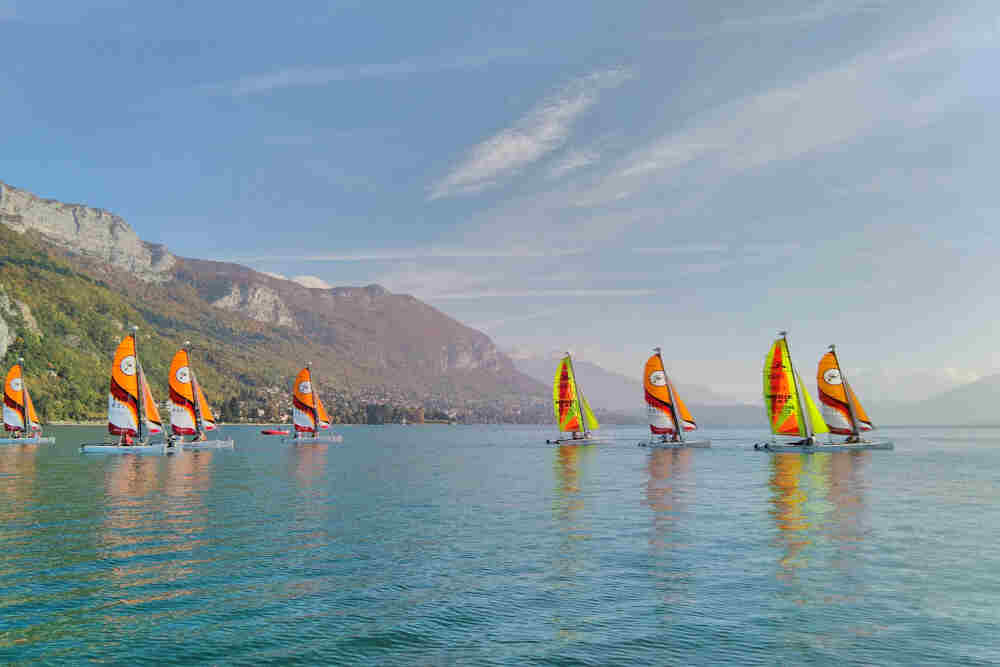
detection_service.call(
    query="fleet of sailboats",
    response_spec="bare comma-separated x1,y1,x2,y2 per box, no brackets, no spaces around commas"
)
4,319,895,456
757,332,892,452
639,348,710,448
2,358,53,444
547,353,601,445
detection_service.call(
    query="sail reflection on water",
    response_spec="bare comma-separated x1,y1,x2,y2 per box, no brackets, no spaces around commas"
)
644,447,693,552
769,452,869,578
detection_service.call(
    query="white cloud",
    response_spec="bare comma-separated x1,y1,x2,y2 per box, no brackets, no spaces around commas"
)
548,149,600,179
209,49,528,96
239,246,586,263
428,67,634,200
292,275,333,289
261,271,288,280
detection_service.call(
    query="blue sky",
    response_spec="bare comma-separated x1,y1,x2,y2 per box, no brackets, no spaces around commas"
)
2,0,999,402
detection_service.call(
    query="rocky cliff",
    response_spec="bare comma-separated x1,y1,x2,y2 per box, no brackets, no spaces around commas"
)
0,180,175,282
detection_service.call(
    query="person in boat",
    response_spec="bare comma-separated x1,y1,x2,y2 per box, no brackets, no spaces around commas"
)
845,434,860,444
118,432,134,446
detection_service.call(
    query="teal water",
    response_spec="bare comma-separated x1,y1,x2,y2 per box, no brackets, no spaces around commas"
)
1,425,998,664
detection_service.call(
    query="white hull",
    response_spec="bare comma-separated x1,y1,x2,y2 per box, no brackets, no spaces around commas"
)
80,442,178,455
282,434,343,444
756,439,893,453
546,437,605,446
638,438,711,448
180,438,235,450
0,436,54,445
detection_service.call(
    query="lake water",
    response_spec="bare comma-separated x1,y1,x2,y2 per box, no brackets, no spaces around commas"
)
1,424,998,664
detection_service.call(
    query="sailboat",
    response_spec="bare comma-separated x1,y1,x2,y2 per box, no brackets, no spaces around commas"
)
168,342,234,449
546,352,601,445
2,358,54,444
638,348,709,448
283,364,343,444
816,345,892,450
80,327,174,454
756,332,890,452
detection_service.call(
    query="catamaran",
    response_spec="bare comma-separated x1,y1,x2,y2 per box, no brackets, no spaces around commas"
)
756,332,890,452
283,364,343,444
546,353,601,445
2,358,53,444
80,327,175,454
816,345,892,450
168,342,234,449
638,348,709,448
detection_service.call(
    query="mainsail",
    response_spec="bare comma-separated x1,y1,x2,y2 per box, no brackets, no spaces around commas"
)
643,350,696,437
293,366,330,433
817,347,873,435
763,333,828,438
169,346,218,436
552,354,599,434
108,332,162,437
4,361,41,433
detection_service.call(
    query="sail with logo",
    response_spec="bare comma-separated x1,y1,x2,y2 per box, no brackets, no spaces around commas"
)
546,353,601,445
756,332,891,452
81,327,174,454
639,348,710,448
285,364,343,443
2,358,53,444
816,345,891,449
168,343,234,449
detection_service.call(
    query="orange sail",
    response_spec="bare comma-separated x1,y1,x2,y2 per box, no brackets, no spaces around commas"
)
553,356,581,432
194,382,217,431
315,393,331,430
139,365,162,435
4,363,39,432
643,352,696,436
292,367,317,432
817,348,873,435
764,337,803,436
168,348,199,435
108,335,141,436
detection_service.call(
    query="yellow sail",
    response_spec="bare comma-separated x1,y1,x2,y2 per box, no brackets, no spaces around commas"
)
763,337,805,437
799,372,829,435
581,396,599,431
553,356,582,432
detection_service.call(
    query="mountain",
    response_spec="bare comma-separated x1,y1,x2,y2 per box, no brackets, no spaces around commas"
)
0,179,547,423
872,374,1000,426
511,352,765,427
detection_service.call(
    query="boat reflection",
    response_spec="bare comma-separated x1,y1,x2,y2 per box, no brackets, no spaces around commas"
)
644,447,693,552
550,444,593,640
0,444,39,522
290,442,329,487
769,451,869,579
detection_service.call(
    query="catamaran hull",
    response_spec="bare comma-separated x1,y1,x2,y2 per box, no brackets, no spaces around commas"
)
181,439,235,450
546,437,606,446
0,436,54,445
79,442,178,455
755,440,893,452
281,435,344,444
638,438,711,448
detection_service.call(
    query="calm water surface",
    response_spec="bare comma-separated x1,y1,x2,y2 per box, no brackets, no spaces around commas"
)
1,425,998,664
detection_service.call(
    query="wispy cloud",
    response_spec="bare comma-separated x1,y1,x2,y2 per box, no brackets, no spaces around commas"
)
208,48,528,97
430,288,656,300
654,1,889,41
428,67,634,200
547,149,600,179
238,246,586,263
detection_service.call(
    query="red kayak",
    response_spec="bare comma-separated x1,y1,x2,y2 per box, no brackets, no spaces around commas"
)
261,429,290,435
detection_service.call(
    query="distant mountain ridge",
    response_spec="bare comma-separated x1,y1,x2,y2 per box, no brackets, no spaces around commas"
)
872,373,1000,426
0,179,547,422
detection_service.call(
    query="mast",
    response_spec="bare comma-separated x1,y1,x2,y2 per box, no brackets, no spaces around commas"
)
186,341,205,437
566,352,587,436
308,362,318,439
17,356,27,433
781,331,810,438
655,347,684,443
133,326,143,441
829,344,860,436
